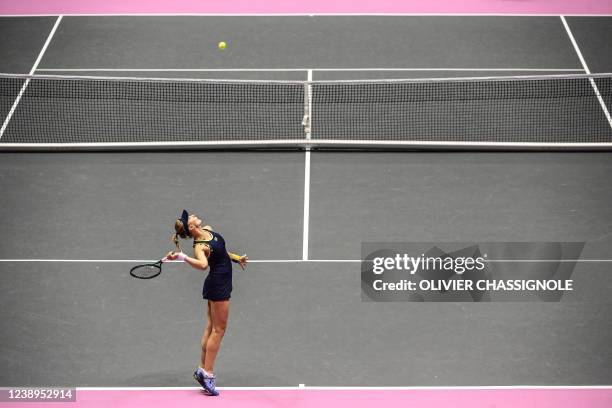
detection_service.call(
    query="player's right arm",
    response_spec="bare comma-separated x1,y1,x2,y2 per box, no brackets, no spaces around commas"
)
191,243,210,271
165,245,209,271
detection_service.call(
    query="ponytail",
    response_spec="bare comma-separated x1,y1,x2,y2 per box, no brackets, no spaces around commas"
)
173,219,190,252
171,233,182,253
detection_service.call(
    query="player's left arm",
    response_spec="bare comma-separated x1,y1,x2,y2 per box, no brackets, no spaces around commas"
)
205,225,247,268
228,251,248,269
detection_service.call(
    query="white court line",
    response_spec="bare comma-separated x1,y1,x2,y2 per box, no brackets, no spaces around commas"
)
37,68,310,72
2,13,612,17
302,69,313,261
35,68,585,72
1,259,612,263
560,16,612,131
0,259,358,263
485,259,612,262
0,16,62,140
75,385,612,391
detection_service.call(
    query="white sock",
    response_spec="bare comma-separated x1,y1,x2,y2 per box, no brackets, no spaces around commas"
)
198,367,213,377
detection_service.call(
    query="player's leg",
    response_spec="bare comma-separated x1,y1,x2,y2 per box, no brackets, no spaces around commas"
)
204,299,230,373
200,301,212,369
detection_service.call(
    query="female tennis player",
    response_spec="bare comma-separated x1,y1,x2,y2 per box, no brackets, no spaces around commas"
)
165,209,247,396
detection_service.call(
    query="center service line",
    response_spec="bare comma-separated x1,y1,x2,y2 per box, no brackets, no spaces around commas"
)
302,69,313,261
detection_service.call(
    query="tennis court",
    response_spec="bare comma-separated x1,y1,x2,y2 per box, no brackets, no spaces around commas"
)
1,2,612,407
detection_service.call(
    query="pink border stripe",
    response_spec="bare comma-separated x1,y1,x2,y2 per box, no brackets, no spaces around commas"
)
1,0,612,15
2,389,611,408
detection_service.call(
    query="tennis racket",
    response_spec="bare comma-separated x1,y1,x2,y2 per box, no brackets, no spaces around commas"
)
130,258,165,279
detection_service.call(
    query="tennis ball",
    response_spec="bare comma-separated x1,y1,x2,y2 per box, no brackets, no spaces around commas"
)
218,41,227,50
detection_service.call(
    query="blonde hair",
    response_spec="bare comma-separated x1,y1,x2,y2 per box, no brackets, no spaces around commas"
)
172,219,190,252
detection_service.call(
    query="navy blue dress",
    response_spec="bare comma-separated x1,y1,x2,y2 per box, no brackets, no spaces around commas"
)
193,229,233,301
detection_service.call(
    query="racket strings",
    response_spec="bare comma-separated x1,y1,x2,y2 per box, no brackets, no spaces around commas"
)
130,263,162,279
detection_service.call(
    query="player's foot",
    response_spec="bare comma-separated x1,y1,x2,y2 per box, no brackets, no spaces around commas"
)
193,370,220,396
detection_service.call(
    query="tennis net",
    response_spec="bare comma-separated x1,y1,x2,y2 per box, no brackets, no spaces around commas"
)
1,73,611,150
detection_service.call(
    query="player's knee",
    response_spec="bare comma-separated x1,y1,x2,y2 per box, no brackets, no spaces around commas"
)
212,324,226,336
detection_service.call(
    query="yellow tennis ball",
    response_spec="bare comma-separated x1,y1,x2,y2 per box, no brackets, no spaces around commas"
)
218,41,227,50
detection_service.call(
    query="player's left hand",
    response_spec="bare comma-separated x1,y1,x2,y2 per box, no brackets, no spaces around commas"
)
237,254,248,270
